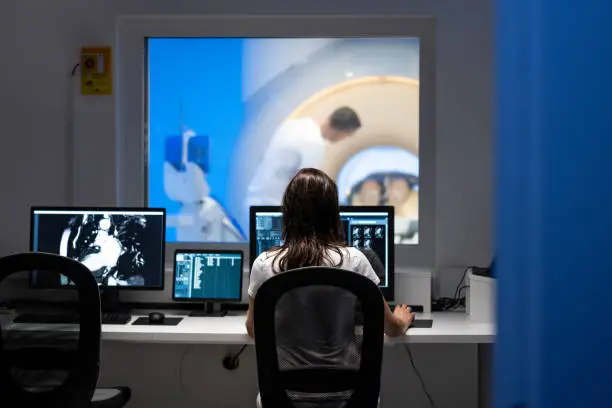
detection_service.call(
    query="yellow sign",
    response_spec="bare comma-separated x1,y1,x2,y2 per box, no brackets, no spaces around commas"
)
80,46,112,95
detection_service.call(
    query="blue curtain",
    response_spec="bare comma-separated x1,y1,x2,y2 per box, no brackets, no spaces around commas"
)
495,1,612,407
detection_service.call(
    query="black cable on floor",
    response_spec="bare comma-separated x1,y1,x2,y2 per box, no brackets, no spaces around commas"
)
404,343,437,408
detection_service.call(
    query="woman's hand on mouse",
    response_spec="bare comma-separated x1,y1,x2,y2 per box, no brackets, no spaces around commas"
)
393,304,415,331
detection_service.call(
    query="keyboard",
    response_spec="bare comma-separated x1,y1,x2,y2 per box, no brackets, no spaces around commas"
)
101,313,132,325
14,313,132,325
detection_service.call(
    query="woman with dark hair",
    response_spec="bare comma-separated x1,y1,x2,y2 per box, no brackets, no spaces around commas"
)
247,168,413,407
246,168,414,337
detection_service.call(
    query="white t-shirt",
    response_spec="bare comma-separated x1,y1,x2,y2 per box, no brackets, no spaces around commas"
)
248,246,380,298
246,118,326,206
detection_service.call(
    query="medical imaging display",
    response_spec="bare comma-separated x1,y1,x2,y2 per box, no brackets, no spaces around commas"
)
253,209,389,287
147,37,420,244
253,214,284,256
173,251,243,300
30,209,165,288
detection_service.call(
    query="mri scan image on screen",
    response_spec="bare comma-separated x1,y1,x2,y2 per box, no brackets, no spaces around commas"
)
31,209,165,288
147,37,420,244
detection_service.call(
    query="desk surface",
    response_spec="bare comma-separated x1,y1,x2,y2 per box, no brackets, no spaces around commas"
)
3,312,495,345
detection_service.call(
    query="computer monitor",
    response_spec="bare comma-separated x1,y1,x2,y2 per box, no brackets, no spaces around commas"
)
249,206,395,301
173,249,243,317
30,207,166,291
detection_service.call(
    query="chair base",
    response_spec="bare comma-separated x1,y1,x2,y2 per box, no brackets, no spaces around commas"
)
92,387,132,408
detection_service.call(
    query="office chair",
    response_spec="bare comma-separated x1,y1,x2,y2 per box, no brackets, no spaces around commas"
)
254,267,384,408
0,252,131,408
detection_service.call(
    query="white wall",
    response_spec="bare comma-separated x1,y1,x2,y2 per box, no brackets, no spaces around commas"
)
0,0,492,270
0,1,492,407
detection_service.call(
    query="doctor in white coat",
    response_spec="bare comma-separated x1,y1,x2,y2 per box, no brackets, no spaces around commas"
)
247,106,362,206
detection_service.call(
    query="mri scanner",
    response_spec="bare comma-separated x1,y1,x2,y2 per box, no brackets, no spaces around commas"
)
233,67,421,244
157,38,422,244
288,75,420,244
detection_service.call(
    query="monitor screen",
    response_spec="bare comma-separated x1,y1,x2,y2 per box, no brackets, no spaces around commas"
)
250,206,394,299
173,250,243,301
147,37,420,245
30,208,166,289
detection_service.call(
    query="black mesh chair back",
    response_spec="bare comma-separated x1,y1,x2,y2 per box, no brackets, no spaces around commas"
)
254,267,384,408
0,252,101,408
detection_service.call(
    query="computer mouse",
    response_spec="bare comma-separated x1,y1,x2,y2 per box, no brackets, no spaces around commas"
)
148,312,165,324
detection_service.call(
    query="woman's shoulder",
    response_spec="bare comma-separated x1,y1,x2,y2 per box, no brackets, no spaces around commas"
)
336,247,377,280
339,245,365,256
254,248,281,269
333,246,368,266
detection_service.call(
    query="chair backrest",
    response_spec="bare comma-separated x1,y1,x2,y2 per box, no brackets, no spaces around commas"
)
0,252,101,408
254,267,384,408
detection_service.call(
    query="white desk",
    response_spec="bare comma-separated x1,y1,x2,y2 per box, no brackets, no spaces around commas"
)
2,311,494,408
3,312,495,345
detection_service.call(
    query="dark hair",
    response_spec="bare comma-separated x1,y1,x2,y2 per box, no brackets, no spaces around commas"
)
329,107,361,132
272,168,345,272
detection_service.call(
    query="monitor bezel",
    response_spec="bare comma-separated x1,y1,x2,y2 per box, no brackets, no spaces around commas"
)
249,205,395,301
171,249,244,302
29,206,167,291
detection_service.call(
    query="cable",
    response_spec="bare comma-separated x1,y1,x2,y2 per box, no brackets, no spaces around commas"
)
404,342,437,408
223,344,248,370
457,285,469,298
448,285,470,311
233,344,247,361
70,63,80,76
429,267,472,311
454,267,471,299
432,266,477,311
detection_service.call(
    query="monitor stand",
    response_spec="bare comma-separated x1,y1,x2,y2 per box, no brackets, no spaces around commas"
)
100,286,124,314
189,302,227,317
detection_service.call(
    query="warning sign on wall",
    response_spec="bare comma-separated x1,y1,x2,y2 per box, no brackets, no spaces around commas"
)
80,46,112,95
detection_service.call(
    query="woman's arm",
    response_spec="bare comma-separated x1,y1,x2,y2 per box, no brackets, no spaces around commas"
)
383,302,414,337
245,256,267,339
352,250,413,337
245,297,255,338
